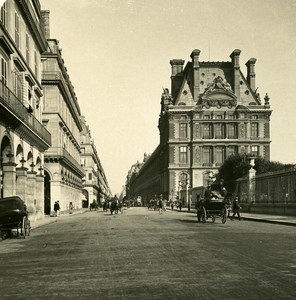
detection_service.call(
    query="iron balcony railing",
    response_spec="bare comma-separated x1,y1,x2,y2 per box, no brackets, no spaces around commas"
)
45,147,85,176
0,80,51,145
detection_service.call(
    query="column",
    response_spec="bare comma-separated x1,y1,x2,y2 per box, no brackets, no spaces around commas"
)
248,157,256,205
2,162,17,197
16,167,28,201
27,164,37,217
36,172,45,220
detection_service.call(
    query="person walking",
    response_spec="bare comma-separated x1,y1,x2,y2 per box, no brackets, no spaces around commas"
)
158,197,164,214
69,202,74,214
196,197,203,222
231,196,241,220
53,201,58,217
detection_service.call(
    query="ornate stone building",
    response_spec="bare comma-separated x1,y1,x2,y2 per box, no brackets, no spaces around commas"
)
127,49,272,204
0,0,51,220
80,116,112,207
40,11,85,214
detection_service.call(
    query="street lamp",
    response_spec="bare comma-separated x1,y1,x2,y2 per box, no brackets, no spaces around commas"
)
186,178,190,211
178,181,182,202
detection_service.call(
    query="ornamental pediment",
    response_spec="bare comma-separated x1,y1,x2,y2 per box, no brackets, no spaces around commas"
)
200,76,237,108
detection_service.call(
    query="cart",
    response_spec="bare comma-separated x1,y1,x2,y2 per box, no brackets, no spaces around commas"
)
198,190,228,224
0,196,31,240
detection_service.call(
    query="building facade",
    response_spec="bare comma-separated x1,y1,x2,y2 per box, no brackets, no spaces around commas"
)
0,0,51,220
80,116,112,207
127,49,272,204
40,11,85,214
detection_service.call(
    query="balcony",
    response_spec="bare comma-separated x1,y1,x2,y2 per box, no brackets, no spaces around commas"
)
45,147,85,177
0,80,51,147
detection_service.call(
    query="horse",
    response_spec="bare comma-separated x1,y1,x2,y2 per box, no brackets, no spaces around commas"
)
90,201,98,211
110,200,119,215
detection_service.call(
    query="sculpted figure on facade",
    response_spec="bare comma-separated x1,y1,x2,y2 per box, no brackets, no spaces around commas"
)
204,76,233,94
194,146,201,164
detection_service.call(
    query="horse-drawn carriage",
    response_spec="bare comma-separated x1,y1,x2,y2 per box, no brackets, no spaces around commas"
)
0,196,31,239
197,190,228,224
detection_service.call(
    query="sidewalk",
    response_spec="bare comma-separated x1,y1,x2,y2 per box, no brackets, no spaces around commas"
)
170,208,296,227
30,209,88,230
240,212,296,226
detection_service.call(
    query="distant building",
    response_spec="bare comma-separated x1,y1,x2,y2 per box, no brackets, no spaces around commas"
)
127,49,272,203
0,0,51,220
80,116,112,207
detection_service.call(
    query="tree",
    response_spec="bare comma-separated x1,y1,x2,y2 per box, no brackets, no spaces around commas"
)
215,154,295,192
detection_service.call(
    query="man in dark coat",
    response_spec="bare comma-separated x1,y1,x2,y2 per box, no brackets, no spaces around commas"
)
231,197,241,220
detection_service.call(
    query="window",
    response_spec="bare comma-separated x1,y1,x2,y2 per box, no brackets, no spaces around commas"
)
13,70,23,100
215,123,224,139
179,146,187,163
203,146,212,165
179,173,188,189
215,146,224,165
26,33,30,64
179,123,187,138
15,12,20,49
251,115,258,120
251,123,259,137
1,58,7,85
0,2,7,27
88,173,92,180
203,124,212,139
228,123,236,139
204,115,210,120
251,146,259,156
227,146,237,157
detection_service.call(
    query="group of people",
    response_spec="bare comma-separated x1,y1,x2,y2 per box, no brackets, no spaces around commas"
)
147,196,167,214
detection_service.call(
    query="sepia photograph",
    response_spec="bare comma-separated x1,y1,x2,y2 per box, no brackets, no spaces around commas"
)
0,0,296,299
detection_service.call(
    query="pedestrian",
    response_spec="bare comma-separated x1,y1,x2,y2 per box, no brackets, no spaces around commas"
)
69,202,74,214
170,199,174,211
231,196,241,220
196,197,203,222
158,197,164,214
56,200,60,216
53,201,58,217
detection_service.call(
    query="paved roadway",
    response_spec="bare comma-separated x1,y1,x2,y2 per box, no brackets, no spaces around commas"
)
0,207,295,300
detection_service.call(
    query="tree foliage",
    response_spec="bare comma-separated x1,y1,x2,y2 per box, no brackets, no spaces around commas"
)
212,154,294,194
216,154,295,182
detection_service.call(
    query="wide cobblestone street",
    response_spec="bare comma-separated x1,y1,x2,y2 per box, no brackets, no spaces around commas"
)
0,207,295,300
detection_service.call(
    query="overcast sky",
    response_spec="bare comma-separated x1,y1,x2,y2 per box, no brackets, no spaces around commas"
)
2,0,296,195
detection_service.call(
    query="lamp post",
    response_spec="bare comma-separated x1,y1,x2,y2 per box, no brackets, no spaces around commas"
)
186,178,190,211
178,181,182,203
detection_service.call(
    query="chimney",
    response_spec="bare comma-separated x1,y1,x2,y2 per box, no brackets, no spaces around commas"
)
245,58,256,92
190,49,201,102
41,10,50,40
230,49,241,99
170,59,185,102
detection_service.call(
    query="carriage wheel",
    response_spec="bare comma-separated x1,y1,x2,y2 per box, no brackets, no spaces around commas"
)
201,207,206,223
25,219,31,237
0,230,5,240
22,217,27,239
221,208,227,224
211,215,216,223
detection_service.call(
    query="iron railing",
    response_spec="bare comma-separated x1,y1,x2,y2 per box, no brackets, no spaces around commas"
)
0,80,51,145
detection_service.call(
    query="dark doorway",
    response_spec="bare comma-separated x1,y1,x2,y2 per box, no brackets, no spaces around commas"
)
44,170,51,214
